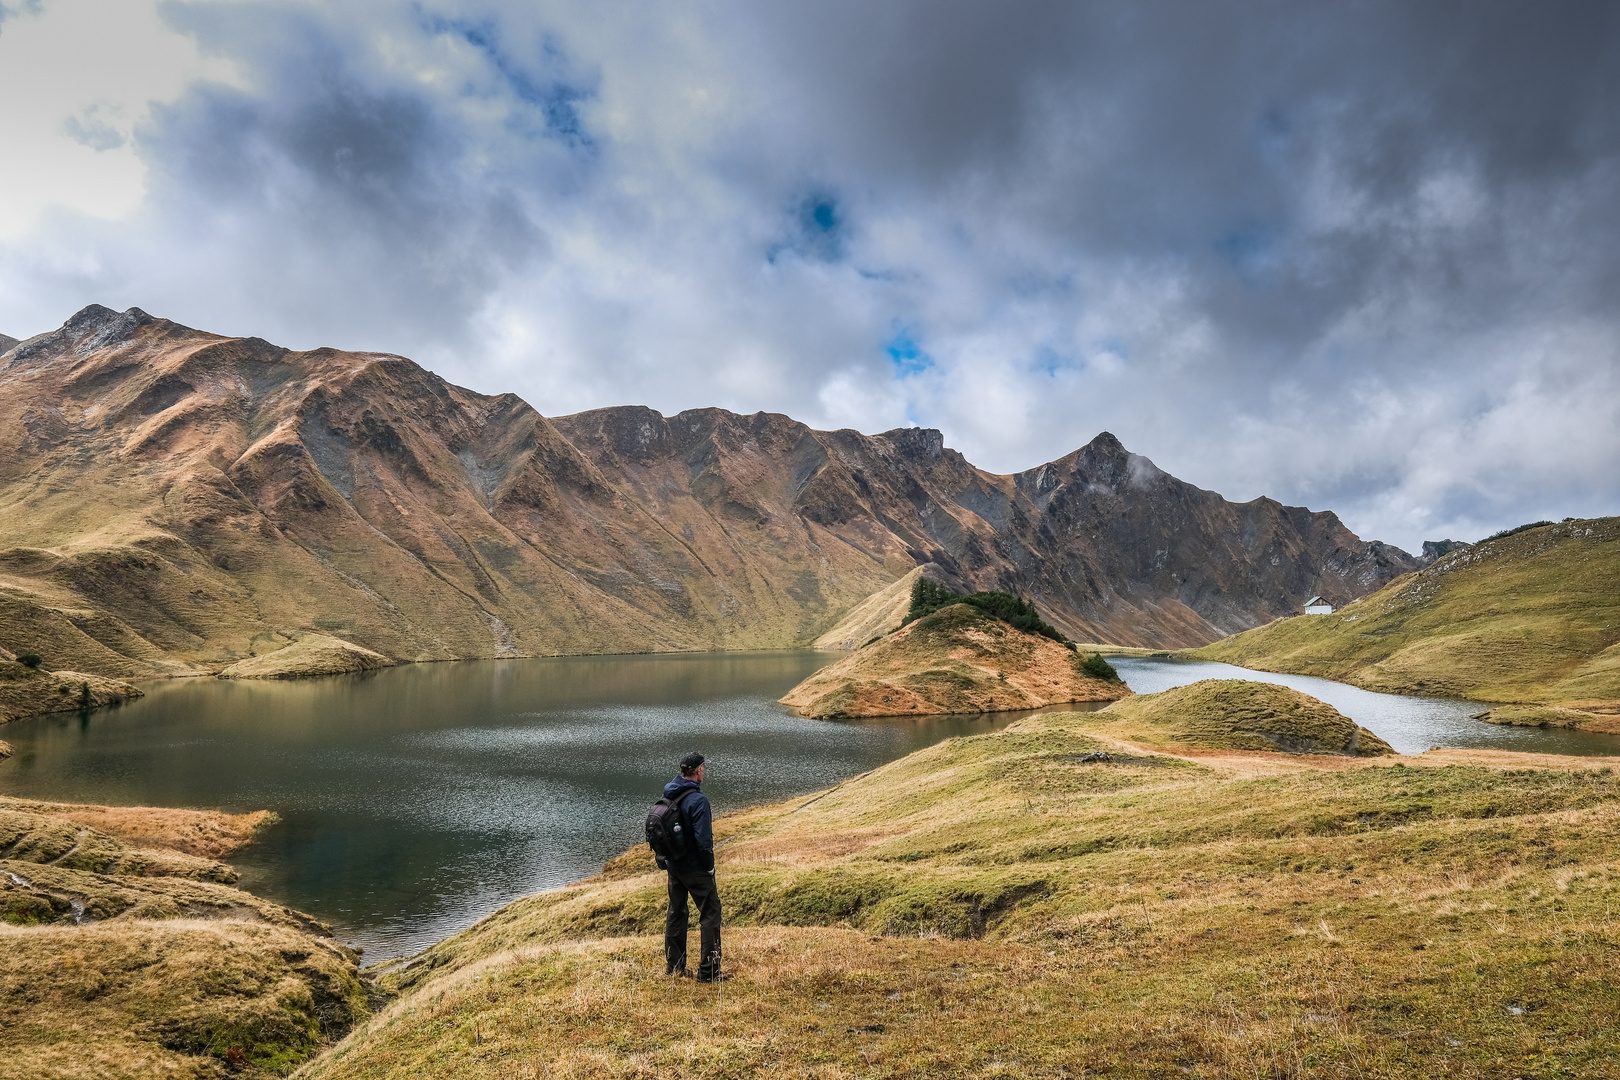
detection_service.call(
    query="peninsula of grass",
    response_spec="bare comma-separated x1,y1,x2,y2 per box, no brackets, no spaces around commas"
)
0,658,143,724
0,796,367,1079
303,683,1620,1079
1191,516,1620,712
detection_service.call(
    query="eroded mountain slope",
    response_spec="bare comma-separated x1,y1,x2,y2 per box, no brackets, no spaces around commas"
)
0,306,1416,676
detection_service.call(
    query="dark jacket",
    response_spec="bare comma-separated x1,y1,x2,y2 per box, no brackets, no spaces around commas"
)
663,776,714,871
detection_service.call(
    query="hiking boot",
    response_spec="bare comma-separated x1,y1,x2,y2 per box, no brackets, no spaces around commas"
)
694,969,732,983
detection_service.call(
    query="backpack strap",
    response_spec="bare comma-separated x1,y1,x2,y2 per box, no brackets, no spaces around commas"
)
669,787,702,836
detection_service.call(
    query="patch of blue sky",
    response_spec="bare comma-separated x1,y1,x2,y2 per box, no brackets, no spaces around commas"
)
886,329,933,378
1213,219,1280,286
766,191,846,264
425,15,594,147
1033,347,1073,379
808,199,837,233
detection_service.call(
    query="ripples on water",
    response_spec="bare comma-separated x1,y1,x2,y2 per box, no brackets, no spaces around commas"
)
0,653,1076,956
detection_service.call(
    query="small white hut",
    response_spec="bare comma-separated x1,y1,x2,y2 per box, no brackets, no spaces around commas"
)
1304,595,1333,615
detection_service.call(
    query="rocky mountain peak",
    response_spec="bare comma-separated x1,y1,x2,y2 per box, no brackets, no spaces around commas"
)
877,426,945,460
8,304,161,368
0,304,1421,676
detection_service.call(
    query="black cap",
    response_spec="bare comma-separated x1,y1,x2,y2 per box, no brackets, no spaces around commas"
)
679,751,706,775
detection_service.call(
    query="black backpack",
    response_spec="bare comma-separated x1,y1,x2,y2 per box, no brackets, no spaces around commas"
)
645,788,700,860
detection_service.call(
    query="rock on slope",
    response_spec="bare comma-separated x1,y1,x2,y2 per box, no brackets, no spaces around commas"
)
780,602,1130,718
0,306,1416,677
1089,679,1395,756
1192,517,1620,709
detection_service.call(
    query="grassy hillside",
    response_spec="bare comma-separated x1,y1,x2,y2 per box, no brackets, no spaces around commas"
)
0,658,143,724
302,690,1620,1079
1193,517,1620,709
0,796,369,1079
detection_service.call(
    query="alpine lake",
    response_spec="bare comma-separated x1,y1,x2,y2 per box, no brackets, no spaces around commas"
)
1,650,1614,958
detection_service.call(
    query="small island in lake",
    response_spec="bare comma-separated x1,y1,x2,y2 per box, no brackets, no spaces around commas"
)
781,580,1132,718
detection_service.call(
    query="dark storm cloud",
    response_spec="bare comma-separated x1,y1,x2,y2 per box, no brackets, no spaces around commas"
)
1,0,1616,550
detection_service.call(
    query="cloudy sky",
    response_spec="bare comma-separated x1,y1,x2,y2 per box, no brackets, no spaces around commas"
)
2,0,1617,552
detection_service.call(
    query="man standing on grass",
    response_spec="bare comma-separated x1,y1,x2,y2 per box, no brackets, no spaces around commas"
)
660,751,725,981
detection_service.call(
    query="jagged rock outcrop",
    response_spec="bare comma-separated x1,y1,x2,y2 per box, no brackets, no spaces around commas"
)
0,306,1418,676
1421,539,1472,564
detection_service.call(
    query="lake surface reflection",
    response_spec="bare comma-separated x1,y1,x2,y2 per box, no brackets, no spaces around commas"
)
6,651,1615,956
1112,656,1620,757
0,652,1100,957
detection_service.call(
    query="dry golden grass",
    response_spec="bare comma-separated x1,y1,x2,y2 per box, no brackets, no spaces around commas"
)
1,797,366,1077
1469,705,1620,735
1,918,368,1080
1193,517,1620,708
1094,679,1395,756
782,604,1127,718
0,659,143,723
218,635,395,680
300,694,1620,1078
0,795,275,859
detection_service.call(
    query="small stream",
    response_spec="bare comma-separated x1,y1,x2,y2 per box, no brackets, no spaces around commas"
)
1110,656,1620,757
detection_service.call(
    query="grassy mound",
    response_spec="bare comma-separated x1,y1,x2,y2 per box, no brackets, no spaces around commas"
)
218,634,394,680
781,603,1127,718
0,659,143,723
0,797,368,1078
1090,679,1395,756
1191,516,1620,707
1471,704,1620,733
305,706,1620,1078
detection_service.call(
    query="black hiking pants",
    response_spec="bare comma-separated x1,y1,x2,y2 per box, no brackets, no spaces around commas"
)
665,862,721,977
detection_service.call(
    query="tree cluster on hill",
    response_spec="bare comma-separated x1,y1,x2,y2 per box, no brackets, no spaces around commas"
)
1078,651,1120,681
904,578,1071,645
1483,520,1554,542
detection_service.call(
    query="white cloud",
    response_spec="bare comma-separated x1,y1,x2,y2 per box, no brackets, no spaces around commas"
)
0,0,238,237
0,0,1615,554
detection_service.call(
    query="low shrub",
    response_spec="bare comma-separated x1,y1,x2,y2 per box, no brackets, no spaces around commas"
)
904,578,1069,644
1483,520,1553,542
1078,652,1120,681
16,652,42,669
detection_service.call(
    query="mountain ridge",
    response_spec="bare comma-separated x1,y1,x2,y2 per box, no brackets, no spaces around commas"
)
0,305,1418,679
